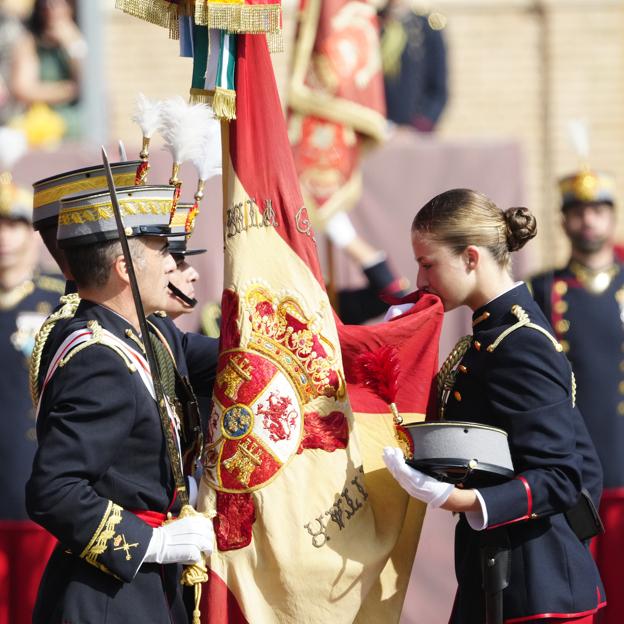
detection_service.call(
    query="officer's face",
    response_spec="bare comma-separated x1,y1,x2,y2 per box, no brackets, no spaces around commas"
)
412,232,474,311
134,236,176,315
0,218,35,271
164,255,199,318
562,202,614,254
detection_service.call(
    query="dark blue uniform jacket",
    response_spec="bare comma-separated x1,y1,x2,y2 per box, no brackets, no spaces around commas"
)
0,273,64,521
26,300,217,624
530,263,624,489
444,284,604,623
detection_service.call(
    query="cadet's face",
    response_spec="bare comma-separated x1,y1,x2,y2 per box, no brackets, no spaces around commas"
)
135,237,176,314
562,202,614,254
165,255,199,318
0,218,34,270
412,232,472,311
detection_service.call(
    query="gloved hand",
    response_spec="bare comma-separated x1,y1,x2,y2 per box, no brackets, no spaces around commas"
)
324,211,357,249
383,447,454,508
143,515,214,565
383,303,413,321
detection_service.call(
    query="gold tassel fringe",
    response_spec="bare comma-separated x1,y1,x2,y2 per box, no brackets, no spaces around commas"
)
115,0,177,33
189,88,215,105
213,88,237,120
266,31,284,53
195,2,281,33
116,0,281,37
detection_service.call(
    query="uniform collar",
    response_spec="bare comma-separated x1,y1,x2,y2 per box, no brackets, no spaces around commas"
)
471,282,531,332
75,299,146,353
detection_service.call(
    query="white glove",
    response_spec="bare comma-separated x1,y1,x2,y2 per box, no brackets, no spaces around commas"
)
325,211,357,248
382,447,454,508
383,303,413,321
143,515,214,565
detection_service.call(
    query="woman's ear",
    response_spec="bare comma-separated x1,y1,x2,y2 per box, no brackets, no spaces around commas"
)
464,245,479,271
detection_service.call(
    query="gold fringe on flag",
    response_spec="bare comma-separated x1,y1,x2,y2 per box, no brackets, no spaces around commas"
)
266,31,284,53
212,87,237,120
194,2,281,34
115,0,176,34
189,88,215,106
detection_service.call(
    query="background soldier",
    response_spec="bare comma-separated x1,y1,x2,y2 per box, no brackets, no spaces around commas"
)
379,0,448,132
0,128,64,624
529,169,622,624
26,185,214,624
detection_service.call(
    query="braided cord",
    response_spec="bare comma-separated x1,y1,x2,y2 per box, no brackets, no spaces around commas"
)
29,294,80,406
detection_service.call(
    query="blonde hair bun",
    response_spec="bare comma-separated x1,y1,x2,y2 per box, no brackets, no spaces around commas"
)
504,207,537,252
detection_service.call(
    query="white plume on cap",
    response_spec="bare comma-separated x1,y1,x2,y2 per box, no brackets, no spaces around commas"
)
132,93,164,139
191,115,222,182
160,97,216,167
566,119,590,163
0,127,28,172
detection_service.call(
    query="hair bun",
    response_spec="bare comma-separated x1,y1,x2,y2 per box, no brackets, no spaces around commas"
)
504,207,537,252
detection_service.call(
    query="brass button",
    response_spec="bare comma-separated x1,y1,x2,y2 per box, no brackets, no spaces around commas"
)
618,402,624,416
560,340,570,353
458,364,468,374
619,381,624,394
554,281,568,295
453,391,462,402
620,361,624,373
555,319,570,334
553,300,568,314
474,341,481,351
26,427,36,441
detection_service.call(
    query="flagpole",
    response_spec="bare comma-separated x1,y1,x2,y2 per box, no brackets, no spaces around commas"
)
326,238,338,313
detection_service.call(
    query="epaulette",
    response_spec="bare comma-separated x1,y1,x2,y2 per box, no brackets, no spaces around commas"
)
486,305,562,353
56,320,137,373
29,293,81,406
487,305,576,406
34,274,66,295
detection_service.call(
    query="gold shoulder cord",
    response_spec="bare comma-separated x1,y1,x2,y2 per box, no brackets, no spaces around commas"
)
486,304,562,353
57,320,136,372
487,305,576,406
29,293,80,406
436,335,472,419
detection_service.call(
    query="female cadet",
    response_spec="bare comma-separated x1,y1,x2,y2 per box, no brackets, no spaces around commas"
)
384,189,605,623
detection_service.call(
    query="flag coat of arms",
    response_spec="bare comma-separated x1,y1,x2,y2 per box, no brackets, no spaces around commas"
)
197,31,443,623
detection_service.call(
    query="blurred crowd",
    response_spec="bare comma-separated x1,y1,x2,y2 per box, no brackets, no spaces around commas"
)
0,0,85,147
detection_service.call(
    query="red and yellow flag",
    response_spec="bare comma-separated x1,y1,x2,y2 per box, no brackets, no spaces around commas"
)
197,32,443,623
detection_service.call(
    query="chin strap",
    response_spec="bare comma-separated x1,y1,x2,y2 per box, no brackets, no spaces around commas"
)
168,282,198,308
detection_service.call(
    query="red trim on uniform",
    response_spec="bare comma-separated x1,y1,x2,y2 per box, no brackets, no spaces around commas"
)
504,600,606,623
44,330,92,384
488,476,533,529
131,509,168,528
518,475,533,516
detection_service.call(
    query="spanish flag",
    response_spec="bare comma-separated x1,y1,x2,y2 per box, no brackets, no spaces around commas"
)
196,32,443,623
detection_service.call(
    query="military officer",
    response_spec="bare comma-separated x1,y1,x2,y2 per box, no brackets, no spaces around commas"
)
0,148,64,624
379,1,448,131
26,185,215,623
385,189,605,623
162,203,205,320
529,169,623,624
